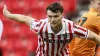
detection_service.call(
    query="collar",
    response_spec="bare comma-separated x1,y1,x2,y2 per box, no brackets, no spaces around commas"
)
90,8,96,12
90,8,100,16
47,19,66,35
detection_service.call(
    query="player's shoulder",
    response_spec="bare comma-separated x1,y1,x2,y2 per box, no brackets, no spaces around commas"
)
82,11,97,18
40,18,48,22
63,18,74,24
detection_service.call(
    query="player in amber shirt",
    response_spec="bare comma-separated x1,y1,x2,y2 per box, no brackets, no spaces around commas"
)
69,0,100,56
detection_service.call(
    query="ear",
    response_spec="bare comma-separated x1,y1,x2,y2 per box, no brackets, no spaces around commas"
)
90,2,94,8
91,2,93,5
62,13,64,15
91,1,95,6
61,13,64,17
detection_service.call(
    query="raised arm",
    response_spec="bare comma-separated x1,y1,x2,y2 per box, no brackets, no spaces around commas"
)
3,5,35,26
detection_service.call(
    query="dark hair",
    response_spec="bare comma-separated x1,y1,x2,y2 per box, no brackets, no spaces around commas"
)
46,2,63,13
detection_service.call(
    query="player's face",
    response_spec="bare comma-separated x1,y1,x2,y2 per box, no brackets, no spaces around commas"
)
47,10,63,28
93,0,100,13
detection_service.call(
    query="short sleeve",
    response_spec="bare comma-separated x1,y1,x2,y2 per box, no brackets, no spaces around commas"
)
73,24,89,39
30,19,41,33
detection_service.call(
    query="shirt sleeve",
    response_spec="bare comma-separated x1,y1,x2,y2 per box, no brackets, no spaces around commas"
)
73,24,89,39
30,19,41,33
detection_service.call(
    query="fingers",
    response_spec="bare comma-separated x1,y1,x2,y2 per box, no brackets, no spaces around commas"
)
3,4,7,12
3,4,11,18
4,5,7,9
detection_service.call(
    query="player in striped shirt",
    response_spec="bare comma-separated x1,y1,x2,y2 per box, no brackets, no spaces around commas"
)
3,2,100,56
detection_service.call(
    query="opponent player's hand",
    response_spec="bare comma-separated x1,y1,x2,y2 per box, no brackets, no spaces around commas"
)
3,5,11,18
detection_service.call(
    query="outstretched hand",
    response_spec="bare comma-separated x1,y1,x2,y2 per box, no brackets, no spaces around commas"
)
3,4,34,26
3,5,11,18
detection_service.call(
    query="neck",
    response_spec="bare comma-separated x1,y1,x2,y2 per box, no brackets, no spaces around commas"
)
92,7,100,14
51,23,62,34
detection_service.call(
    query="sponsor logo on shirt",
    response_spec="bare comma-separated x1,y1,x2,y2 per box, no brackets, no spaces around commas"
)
44,38,70,43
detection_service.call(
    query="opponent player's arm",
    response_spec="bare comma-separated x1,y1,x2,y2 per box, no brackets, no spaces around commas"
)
3,5,34,26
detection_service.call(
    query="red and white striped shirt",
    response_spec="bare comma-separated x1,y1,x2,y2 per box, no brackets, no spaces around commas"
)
30,18,88,56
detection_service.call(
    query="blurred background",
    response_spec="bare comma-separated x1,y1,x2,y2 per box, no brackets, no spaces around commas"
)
0,0,99,56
